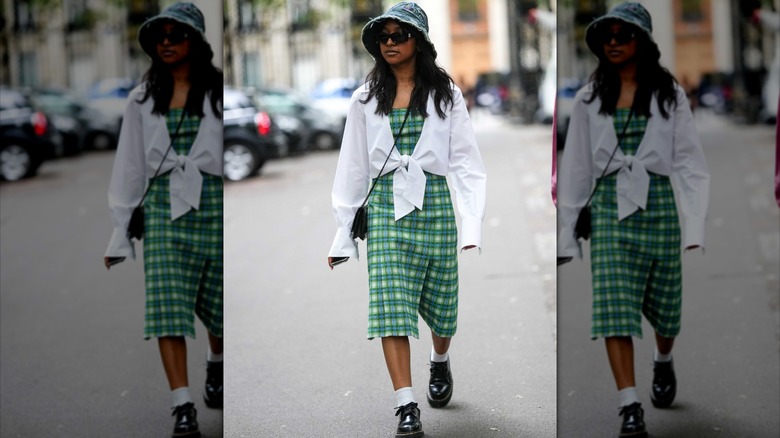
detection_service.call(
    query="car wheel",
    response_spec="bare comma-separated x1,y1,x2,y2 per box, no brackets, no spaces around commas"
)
0,143,34,181
223,141,259,181
311,132,337,150
90,132,115,150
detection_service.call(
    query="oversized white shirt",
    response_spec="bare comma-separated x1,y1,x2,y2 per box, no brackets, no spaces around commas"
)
105,85,222,259
329,83,486,260
557,82,710,259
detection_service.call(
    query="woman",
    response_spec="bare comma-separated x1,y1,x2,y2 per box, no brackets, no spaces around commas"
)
557,3,709,437
103,3,223,437
327,2,486,437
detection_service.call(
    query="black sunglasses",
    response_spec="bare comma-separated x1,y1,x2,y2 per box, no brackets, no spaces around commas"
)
600,28,636,45
377,31,413,45
155,28,190,45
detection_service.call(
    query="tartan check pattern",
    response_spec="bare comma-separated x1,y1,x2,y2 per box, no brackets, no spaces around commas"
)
589,108,682,339
143,108,223,339
365,109,459,339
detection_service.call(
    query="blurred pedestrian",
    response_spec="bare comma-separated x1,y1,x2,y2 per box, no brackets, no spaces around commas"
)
557,3,709,437
102,3,223,437
327,2,486,437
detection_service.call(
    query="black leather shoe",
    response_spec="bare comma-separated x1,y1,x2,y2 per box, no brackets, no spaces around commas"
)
394,402,424,438
618,402,647,438
204,361,223,408
427,359,453,408
651,359,676,408
171,402,200,438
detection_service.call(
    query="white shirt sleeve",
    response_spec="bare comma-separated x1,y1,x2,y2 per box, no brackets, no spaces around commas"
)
670,89,710,250
105,96,146,259
329,92,369,259
557,91,593,259
448,87,487,251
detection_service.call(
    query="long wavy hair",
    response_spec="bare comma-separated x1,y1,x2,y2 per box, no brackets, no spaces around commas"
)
361,23,454,119
585,23,678,119
137,25,222,118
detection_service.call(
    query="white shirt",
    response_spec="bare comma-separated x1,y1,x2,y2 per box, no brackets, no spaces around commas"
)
329,83,486,260
557,83,710,259
105,85,222,259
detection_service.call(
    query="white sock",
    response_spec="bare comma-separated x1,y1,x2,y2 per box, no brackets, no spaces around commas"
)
618,387,640,408
654,348,672,363
430,346,449,363
171,387,192,408
207,344,223,363
394,387,415,407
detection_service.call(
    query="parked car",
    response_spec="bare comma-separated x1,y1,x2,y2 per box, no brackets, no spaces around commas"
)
0,87,62,181
309,77,359,130
253,87,344,150
223,86,287,181
28,88,119,152
474,72,510,114
697,72,733,115
555,78,584,150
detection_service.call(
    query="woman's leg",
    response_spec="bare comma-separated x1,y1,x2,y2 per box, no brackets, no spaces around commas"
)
651,332,676,408
654,333,674,356
431,333,451,356
208,332,223,356
382,336,412,390
605,336,635,390
159,336,188,390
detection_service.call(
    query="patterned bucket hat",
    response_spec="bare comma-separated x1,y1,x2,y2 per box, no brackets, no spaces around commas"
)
361,1,437,60
138,2,207,59
585,2,655,57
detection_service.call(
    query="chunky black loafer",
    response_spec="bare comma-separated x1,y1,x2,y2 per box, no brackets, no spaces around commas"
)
651,359,676,408
395,402,424,438
427,359,453,408
618,402,647,438
171,402,200,438
203,360,223,409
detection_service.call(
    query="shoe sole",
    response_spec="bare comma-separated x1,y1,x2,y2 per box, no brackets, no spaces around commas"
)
426,389,452,408
203,395,223,409
651,390,676,408
619,431,647,438
395,430,424,438
172,431,200,438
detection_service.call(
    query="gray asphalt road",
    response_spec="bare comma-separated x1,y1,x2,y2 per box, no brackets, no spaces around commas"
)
0,152,222,437
557,112,780,438
223,114,558,437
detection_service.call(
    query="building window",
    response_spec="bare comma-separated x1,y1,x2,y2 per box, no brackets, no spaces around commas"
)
238,0,258,31
19,52,38,87
14,0,35,32
680,0,704,23
243,53,261,88
458,0,480,22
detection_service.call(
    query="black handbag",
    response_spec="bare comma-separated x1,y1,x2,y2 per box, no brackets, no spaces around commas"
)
350,108,411,241
127,110,187,240
575,108,634,241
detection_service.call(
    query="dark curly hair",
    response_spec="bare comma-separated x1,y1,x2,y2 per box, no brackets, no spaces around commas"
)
361,22,454,119
585,22,678,119
137,24,222,118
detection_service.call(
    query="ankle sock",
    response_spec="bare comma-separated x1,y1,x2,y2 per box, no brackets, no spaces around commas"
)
430,346,449,363
207,344,223,363
395,387,415,407
654,348,672,363
171,387,192,408
618,387,640,408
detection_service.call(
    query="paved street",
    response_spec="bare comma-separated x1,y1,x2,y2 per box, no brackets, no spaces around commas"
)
0,153,222,437
557,112,780,437
223,112,558,437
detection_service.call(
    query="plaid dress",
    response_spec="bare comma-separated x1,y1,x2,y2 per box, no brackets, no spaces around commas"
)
143,108,223,339
365,109,459,339
590,108,682,339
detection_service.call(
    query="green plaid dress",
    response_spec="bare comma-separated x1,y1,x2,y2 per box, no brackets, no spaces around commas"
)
590,108,682,339
365,109,459,340
143,108,223,339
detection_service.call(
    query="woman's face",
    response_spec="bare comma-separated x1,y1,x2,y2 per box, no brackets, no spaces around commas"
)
155,22,192,65
378,20,417,67
601,22,638,66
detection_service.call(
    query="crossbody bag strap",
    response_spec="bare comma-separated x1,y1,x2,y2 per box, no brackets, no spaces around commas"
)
134,109,189,209
582,108,635,207
358,107,412,208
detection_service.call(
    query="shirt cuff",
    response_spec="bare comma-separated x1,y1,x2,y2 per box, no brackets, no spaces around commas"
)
329,227,359,260
105,227,136,259
459,216,482,251
682,222,705,252
557,232,583,260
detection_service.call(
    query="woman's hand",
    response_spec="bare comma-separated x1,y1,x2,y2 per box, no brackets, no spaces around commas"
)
684,245,701,252
104,256,125,270
462,245,477,251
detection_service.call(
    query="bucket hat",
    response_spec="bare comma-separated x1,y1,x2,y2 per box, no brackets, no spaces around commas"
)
361,1,437,60
585,2,655,58
138,2,207,59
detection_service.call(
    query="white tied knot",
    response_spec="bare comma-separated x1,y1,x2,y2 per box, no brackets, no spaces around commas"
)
616,154,649,220
392,154,426,220
168,154,203,220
